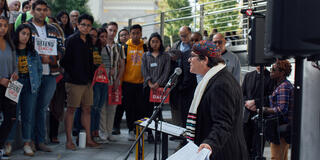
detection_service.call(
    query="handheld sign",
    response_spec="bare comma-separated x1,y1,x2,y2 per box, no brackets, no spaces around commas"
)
108,85,122,105
5,80,23,103
91,66,108,87
35,37,57,56
149,87,170,104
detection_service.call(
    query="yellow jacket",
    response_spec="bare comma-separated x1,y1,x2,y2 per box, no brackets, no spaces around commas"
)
123,39,145,84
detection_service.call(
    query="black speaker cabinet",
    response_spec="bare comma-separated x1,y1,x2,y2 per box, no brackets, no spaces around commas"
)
248,16,275,66
265,0,320,57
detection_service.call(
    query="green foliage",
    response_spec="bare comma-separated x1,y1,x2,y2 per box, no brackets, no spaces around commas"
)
158,0,192,46
199,0,240,34
46,0,90,18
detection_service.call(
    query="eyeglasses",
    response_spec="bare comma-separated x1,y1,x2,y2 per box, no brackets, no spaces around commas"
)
79,23,92,28
213,40,223,45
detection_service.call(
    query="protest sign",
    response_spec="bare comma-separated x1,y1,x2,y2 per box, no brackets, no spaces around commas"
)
91,66,108,87
108,85,122,105
34,37,57,55
5,80,23,103
149,87,170,104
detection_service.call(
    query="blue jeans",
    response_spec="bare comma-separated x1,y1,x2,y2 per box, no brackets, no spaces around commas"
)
91,83,108,131
7,78,38,143
33,75,56,144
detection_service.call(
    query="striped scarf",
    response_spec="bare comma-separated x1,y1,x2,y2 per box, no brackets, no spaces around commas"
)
186,63,226,141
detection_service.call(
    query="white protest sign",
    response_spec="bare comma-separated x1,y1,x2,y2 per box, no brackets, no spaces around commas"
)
34,37,57,55
5,80,23,103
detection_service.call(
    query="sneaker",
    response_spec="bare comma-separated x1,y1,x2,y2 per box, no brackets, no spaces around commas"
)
3,144,11,156
93,137,109,144
128,131,136,141
37,143,52,152
107,135,117,142
30,142,37,152
98,130,107,141
23,145,34,156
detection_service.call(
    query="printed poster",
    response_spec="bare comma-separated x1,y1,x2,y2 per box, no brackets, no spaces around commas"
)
108,85,122,105
149,87,170,104
34,37,57,55
5,80,23,103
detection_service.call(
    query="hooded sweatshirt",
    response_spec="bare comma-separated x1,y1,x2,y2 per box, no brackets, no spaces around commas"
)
123,39,145,84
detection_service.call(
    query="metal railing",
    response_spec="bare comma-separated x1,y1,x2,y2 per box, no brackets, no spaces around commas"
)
128,0,267,52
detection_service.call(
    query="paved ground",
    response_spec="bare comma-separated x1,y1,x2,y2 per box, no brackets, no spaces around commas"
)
8,110,290,160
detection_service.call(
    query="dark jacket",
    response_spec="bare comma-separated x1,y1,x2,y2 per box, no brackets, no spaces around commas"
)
242,69,275,123
60,31,95,85
194,68,248,160
27,19,64,76
169,41,197,123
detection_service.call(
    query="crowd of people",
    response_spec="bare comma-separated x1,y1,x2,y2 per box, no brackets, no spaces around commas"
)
0,0,294,160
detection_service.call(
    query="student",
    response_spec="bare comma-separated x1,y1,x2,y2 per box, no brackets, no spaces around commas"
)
4,24,42,157
56,11,74,38
121,24,148,141
90,28,106,139
112,28,130,135
27,0,63,152
0,16,18,159
60,13,99,150
141,32,170,142
99,22,125,142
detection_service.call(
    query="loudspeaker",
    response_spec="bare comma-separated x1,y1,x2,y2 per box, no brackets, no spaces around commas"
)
248,16,275,66
265,0,320,57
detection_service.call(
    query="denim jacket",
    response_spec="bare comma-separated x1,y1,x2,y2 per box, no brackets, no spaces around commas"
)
17,50,43,93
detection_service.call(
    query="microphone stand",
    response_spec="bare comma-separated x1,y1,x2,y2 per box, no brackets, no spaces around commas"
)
123,81,177,160
255,64,266,160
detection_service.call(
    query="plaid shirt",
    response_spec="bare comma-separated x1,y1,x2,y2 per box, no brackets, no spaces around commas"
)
269,79,294,123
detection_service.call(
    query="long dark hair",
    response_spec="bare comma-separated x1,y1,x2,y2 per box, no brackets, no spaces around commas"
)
14,24,35,56
96,28,107,52
56,11,73,37
0,0,10,18
0,16,14,51
148,32,164,52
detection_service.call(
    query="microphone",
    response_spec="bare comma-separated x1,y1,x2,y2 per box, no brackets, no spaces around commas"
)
165,67,182,88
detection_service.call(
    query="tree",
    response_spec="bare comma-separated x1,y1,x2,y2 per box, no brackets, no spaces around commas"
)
46,0,90,18
47,0,101,27
198,0,240,34
158,0,192,46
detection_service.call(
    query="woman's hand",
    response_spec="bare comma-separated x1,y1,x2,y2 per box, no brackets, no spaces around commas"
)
11,72,19,81
153,82,159,89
